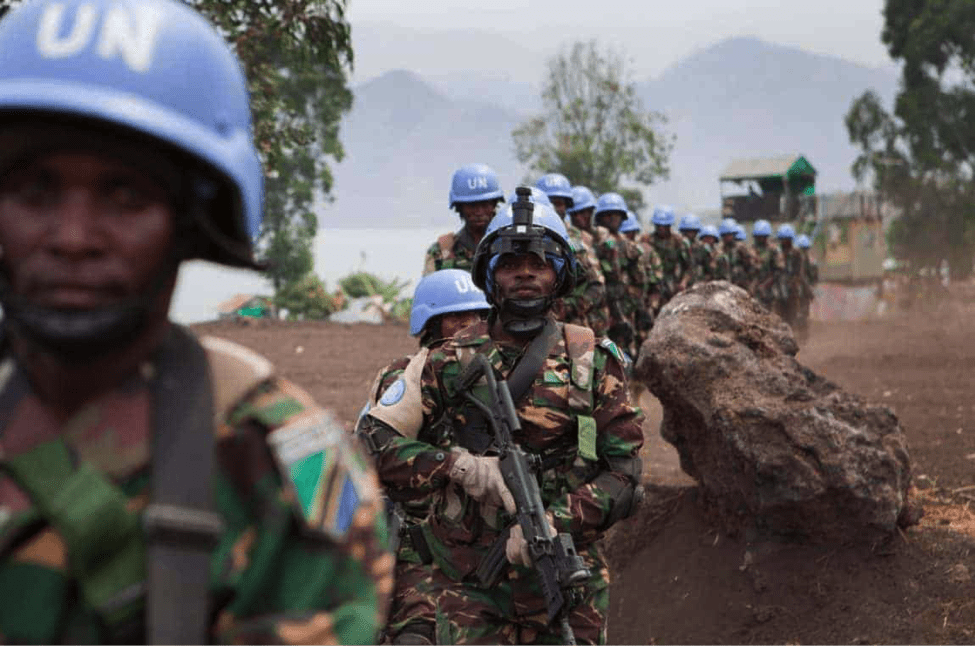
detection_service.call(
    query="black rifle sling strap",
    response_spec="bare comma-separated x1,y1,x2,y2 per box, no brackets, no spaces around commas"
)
505,318,560,404
144,325,223,645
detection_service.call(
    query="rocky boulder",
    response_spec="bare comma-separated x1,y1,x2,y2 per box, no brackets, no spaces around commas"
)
635,281,917,544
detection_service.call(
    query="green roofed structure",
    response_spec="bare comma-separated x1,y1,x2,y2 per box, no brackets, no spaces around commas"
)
719,154,817,223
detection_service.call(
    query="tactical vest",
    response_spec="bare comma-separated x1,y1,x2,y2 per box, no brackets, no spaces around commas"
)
0,330,272,643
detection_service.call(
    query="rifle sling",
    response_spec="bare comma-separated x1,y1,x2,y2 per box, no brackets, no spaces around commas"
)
505,318,559,404
145,325,222,645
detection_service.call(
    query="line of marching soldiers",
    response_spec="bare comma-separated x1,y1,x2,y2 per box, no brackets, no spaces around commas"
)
424,166,819,358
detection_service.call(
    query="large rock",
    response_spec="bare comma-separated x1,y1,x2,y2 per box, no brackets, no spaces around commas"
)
635,281,917,544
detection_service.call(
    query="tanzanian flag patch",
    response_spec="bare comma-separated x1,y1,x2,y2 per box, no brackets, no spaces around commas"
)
267,411,362,541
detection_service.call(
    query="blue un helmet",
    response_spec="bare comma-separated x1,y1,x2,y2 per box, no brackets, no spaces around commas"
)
535,172,574,202
796,234,812,249
594,192,628,217
409,269,490,336
678,213,702,232
700,224,719,240
0,0,264,268
651,205,676,227
567,186,597,213
777,224,796,241
719,217,739,236
752,219,773,237
449,163,504,209
619,212,641,234
471,188,577,305
507,186,552,206
735,224,747,241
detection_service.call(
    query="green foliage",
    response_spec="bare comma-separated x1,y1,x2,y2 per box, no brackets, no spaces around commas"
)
185,0,354,290
273,273,338,320
339,272,410,302
513,40,673,213
845,0,975,279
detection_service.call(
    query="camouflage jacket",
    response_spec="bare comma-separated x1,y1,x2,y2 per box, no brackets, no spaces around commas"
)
362,318,643,582
0,331,392,644
557,224,608,335
781,246,806,299
751,243,785,302
616,233,653,318
802,251,819,298
688,239,719,285
644,232,691,299
715,241,756,290
423,226,479,276
587,226,628,328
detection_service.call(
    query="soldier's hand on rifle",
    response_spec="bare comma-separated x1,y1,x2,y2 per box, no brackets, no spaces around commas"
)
505,512,557,566
449,447,517,513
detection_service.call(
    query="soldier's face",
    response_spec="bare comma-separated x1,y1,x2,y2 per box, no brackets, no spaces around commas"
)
598,212,624,233
570,208,593,231
754,235,768,246
684,230,698,241
440,310,483,338
493,253,557,300
549,196,570,217
0,152,175,312
458,200,497,235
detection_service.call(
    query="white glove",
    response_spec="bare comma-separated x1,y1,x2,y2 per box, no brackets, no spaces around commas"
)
448,447,516,514
505,513,557,567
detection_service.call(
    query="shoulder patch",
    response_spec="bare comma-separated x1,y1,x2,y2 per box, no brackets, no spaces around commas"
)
599,337,631,369
267,410,374,542
379,378,406,406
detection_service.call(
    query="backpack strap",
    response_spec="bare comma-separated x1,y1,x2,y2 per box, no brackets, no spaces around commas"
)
563,324,598,462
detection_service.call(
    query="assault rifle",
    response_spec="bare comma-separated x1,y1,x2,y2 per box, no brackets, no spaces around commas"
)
457,354,590,645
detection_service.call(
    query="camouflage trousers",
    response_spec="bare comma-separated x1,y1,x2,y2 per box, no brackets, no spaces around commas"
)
384,553,610,645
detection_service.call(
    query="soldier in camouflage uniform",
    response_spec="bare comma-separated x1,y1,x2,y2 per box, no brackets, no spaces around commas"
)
359,198,644,645
567,186,618,340
644,205,692,308
535,174,608,336
424,164,504,275
794,234,818,341
593,193,643,357
0,1,392,643
619,213,663,352
679,214,718,287
750,220,786,311
714,218,756,290
776,225,805,331
695,224,722,284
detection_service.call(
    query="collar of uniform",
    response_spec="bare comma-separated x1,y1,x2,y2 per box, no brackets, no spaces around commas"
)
456,226,478,253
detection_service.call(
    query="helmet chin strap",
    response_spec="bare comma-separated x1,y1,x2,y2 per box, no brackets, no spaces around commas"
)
496,295,551,338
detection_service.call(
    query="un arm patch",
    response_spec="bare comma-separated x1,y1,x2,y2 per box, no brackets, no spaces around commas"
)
267,411,375,542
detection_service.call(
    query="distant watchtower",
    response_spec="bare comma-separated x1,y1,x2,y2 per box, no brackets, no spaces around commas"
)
719,154,816,224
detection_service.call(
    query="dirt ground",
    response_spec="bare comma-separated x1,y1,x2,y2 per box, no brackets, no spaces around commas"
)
192,288,975,644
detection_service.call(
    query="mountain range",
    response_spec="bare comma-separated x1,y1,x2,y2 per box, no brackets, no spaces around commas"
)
326,32,898,229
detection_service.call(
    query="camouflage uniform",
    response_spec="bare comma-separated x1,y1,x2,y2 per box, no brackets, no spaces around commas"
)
751,242,785,310
796,250,819,340
715,240,757,291
588,226,632,353
424,227,480,275
360,319,644,645
779,246,806,329
0,331,393,644
687,238,719,286
644,232,692,306
618,234,660,353
557,224,609,336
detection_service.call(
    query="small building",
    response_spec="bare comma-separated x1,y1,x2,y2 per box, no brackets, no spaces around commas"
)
719,154,817,223
216,294,273,320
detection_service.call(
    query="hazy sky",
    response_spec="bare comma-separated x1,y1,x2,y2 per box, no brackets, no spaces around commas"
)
349,0,891,79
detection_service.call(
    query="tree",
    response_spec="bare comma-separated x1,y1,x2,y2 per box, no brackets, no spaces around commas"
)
846,0,975,279
513,41,673,213
189,0,354,291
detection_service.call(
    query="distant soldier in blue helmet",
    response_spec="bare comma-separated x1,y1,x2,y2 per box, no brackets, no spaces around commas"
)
567,185,615,335
594,193,643,355
535,174,608,335
715,217,756,290
424,163,505,275
619,212,663,349
776,224,804,331
0,0,393,643
644,204,692,306
794,234,818,341
750,219,786,311
679,213,718,286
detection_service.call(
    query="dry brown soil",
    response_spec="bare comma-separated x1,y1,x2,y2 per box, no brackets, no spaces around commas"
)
193,291,975,644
